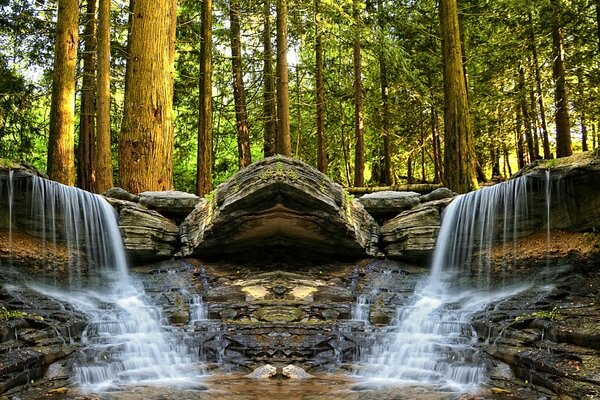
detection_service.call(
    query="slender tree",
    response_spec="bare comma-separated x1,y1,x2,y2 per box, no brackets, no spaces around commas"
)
47,0,79,185
263,0,277,157
377,0,392,185
276,0,292,156
314,0,327,173
352,0,365,187
230,0,252,168
518,64,535,163
551,0,572,158
439,0,478,193
95,0,113,192
78,0,97,192
197,0,213,195
119,0,177,193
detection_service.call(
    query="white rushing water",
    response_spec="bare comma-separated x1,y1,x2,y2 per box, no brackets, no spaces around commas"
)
362,175,550,392
351,294,369,323
1,173,202,391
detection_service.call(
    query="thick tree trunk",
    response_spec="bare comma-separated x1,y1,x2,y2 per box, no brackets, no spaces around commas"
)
529,12,551,159
276,0,292,156
78,0,97,192
119,0,176,194
551,0,572,158
314,0,327,173
47,0,79,186
197,0,213,195
439,0,478,193
95,0,113,193
352,0,365,187
263,0,277,157
230,0,252,169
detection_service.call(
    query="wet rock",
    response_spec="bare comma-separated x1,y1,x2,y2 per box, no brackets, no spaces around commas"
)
139,191,201,217
357,191,420,218
246,364,277,379
282,364,312,379
179,156,379,261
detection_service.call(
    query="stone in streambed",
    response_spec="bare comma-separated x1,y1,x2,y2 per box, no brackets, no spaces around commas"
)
246,364,277,379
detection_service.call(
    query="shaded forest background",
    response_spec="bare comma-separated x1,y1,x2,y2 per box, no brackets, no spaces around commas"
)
0,0,599,194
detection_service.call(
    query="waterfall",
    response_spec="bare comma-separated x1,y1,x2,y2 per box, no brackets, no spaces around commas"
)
362,175,549,392
351,294,369,323
0,171,202,391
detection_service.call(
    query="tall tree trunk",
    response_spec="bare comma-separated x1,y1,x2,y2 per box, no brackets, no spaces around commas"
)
119,0,176,194
377,0,392,186
430,106,441,183
551,0,572,158
78,0,97,192
230,0,252,169
529,11,551,159
518,64,535,163
47,0,79,186
592,123,597,150
439,0,477,193
276,0,292,156
577,71,588,152
352,0,365,187
516,107,526,169
95,0,113,192
197,0,213,195
315,0,327,173
263,0,277,157
528,79,540,159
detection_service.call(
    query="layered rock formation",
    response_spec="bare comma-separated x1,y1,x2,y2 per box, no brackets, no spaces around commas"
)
178,156,379,261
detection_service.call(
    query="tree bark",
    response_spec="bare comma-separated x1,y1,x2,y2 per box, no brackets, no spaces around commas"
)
516,107,526,169
377,0,392,186
551,0,572,158
314,0,327,173
47,0,79,186
119,0,176,194
276,0,292,156
596,0,600,55
230,0,252,169
528,11,551,159
439,0,478,193
352,0,365,187
95,0,113,192
577,71,588,152
263,0,277,157
78,0,97,192
197,0,213,195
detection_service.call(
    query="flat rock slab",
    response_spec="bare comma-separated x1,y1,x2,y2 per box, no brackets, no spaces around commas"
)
357,191,420,218
179,156,379,260
139,190,200,217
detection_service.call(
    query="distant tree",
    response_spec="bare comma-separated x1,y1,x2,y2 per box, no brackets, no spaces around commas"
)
197,0,213,195
230,0,252,169
47,0,79,185
439,0,478,193
276,0,292,156
119,0,177,193
377,0,392,185
78,0,97,192
95,0,113,193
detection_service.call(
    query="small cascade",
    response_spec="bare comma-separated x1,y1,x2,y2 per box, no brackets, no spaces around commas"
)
362,175,550,392
189,294,208,324
351,294,369,323
0,171,202,390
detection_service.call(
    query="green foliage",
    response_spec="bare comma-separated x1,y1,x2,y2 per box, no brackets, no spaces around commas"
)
515,307,561,322
0,306,44,321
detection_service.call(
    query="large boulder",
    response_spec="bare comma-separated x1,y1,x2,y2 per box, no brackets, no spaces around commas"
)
105,198,179,263
139,190,200,218
380,198,453,262
357,191,420,219
179,156,379,260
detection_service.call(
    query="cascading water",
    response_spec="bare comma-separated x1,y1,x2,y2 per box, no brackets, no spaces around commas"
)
362,175,550,392
0,171,202,391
